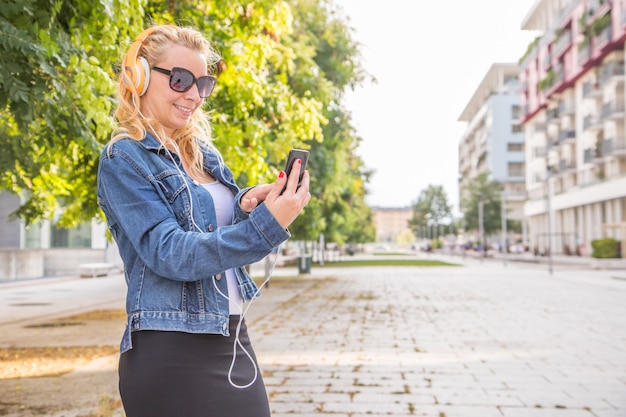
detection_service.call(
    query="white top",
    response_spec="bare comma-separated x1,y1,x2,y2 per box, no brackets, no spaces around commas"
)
202,181,243,315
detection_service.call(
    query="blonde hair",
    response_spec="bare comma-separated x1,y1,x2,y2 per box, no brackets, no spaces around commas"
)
110,24,222,177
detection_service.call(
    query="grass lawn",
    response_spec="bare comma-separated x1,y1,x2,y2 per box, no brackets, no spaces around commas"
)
314,259,459,267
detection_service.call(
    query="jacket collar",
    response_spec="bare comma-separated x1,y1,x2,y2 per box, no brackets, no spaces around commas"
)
138,133,218,158
139,132,168,151
138,132,230,182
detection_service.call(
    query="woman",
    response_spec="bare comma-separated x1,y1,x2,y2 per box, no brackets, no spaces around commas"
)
97,24,310,417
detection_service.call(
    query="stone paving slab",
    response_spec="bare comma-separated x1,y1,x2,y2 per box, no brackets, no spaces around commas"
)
247,261,626,417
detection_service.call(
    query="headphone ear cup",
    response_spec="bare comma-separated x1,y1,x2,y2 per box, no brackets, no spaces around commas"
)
122,27,156,96
122,42,143,95
137,57,150,96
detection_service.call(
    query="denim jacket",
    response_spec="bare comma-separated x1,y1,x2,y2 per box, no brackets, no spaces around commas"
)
97,133,290,353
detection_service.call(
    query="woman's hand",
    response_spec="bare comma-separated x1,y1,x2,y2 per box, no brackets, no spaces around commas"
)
240,184,272,213
264,159,311,229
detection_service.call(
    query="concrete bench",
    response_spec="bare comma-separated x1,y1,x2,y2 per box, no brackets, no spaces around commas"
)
78,262,115,278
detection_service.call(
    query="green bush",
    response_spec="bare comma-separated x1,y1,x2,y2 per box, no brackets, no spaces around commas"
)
591,238,621,258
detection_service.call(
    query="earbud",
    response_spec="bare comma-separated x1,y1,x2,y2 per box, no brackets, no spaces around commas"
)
123,27,156,96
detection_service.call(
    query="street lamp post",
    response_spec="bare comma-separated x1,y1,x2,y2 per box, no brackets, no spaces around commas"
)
501,191,507,267
478,198,485,261
546,166,554,275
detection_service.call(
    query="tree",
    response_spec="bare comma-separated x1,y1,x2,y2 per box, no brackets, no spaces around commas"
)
408,184,452,239
1,0,376,246
461,173,502,235
146,0,375,244
0,0,144,226
285,0,375,244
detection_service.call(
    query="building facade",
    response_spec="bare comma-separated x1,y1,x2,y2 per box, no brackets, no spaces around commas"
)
0,190,113,280
520,0,626,256
458,63,528,238
371,207,415,244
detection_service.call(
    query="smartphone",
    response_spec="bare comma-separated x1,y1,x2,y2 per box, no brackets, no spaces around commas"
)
281,149,309,194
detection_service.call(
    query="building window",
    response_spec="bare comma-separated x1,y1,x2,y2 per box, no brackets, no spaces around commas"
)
512,124,523,133
508,162,525,177
511,104,521,119
24,224,42,249
51,222,92,248
508,143,525,152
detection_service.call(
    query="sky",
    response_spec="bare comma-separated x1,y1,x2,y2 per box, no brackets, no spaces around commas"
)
332,0,541,213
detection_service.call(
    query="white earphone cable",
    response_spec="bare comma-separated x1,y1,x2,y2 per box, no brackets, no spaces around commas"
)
137,98,279,389
212,250,280,389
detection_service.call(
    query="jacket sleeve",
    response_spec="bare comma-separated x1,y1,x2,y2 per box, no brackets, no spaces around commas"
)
97,146,290,281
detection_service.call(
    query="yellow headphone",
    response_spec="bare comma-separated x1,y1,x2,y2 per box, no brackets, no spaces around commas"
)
122,27,157,96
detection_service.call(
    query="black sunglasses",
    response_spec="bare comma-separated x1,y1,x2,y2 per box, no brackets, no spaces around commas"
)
151,66,217,98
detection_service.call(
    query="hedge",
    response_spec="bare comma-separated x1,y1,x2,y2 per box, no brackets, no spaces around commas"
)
591,238,621,258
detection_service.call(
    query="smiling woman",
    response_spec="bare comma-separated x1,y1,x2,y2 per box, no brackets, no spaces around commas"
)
97,23,311,417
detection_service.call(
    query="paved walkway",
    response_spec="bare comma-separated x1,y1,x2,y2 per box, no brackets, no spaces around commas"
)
252,257,626,417
1,255,625,416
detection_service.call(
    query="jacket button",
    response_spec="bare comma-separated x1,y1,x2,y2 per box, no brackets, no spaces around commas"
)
208,224,215,232
215,273,222,280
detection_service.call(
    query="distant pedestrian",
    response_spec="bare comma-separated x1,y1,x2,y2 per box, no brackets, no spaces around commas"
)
97,24,310,417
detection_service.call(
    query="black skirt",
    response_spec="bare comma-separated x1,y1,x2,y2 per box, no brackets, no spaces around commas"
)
119,316,271,417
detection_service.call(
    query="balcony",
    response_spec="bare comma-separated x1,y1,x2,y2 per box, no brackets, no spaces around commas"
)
543,53,552,70
601,137,626,157
601,101,625,120
599,61,625,85
554,65,565,84
593,24,613,51
584,147,599,163
546,134,559,148
582,80,601,98
558,129,576,143
578,42,591,66
546,107,560,125
557,100,575,115
534,121,547,133
583,114,602,131
538,65,566,96
584,138,626,162
553,30,572,58
558,159,576,173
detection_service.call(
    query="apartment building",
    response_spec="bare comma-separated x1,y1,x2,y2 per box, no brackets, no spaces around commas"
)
458,63,528,236
520,0,626,256
0,190,111,279
371,207,415,244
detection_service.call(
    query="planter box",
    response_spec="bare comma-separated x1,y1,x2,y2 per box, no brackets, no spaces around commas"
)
590,258,626,270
